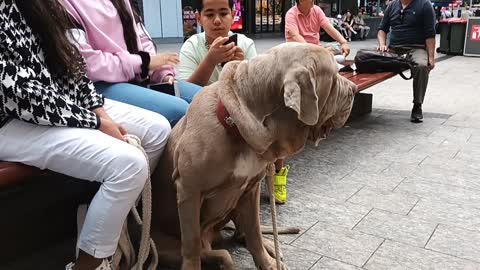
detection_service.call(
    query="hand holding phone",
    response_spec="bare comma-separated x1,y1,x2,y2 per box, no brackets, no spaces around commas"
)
206,36,237,66
221,34,238,66
223,34,238,46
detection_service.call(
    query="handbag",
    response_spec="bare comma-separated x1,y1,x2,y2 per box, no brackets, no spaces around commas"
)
354,49,416,80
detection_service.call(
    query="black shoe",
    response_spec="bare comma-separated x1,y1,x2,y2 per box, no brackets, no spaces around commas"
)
411,103,423,123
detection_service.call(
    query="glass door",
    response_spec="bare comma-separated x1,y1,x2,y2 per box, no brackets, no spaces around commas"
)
255,0,285,33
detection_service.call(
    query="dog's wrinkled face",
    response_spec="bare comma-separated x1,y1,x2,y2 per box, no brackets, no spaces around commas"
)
308,74,356,145
277,43,355,145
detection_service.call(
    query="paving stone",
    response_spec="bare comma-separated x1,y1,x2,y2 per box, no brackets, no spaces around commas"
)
426,224,480,263
353,158,393,174
287,175,364,202
341,170,405,192
347,187,419,215
380,162,418,177
396,177,480,209
454,147,480,162
311,257,363,270
418,156,450,167
292,222,383,267
260,190,371,244
230,243,321,270
419,157,480,176
364,240,480,270
407,143,459,160
413,165,480,190
353,209,437,247
429,128,471,144
408,198,480,231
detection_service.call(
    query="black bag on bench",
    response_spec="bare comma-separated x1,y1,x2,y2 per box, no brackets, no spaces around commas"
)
354,49,415,80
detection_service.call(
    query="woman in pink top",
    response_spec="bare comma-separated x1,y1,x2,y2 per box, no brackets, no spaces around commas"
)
64,0,201,127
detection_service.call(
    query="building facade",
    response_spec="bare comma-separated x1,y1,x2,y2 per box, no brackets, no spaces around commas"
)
140,0,360,39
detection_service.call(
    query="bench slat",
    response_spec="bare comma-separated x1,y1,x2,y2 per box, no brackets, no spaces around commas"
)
343,72,396,91
340,60,397,92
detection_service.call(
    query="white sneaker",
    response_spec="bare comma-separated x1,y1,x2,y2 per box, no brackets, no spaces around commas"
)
65,259,111,270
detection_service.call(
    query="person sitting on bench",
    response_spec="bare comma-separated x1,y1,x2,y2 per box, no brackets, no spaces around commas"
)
353,11,370,40
378,0,436,123
0,1,170,269
285,0,351,56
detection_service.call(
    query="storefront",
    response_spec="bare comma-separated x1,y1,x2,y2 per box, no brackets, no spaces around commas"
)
140,0,359,40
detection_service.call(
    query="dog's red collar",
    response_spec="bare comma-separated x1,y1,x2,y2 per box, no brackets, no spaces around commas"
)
216,98,244,141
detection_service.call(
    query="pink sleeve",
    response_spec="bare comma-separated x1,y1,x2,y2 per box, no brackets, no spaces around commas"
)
316,6,330,28
137,23,156,55
285,10,299,41
64,1,142,83
70,30,142,83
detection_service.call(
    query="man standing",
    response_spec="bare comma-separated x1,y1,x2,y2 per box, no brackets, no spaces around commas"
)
378,0,436,123
285,0,351,56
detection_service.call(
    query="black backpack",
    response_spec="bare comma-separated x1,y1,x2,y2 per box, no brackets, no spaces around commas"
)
354,49,416,80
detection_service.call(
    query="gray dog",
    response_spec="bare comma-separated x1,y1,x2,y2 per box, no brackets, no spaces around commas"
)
151,42,357,270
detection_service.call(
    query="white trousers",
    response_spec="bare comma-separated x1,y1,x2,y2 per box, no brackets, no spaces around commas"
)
0,99,171,258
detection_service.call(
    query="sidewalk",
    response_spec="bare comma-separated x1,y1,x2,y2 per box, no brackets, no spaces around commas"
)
236,39,480,269
161,37,480,269
6,37,480,269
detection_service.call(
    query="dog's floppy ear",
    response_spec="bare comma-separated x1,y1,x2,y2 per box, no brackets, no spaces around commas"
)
283,66,319,126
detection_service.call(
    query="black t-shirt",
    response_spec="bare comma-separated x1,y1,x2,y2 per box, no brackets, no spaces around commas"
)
378,0,436,47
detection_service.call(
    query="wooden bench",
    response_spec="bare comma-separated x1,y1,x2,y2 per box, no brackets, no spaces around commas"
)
0,163,98,265
0,66,397,266
340,61,397,116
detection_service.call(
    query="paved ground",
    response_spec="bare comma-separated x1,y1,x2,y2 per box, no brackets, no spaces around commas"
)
156,37,480,269
6,36,480,269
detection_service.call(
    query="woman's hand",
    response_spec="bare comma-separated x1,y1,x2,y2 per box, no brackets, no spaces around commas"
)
149,53,180,70
99,117,127,141
162,75,175,84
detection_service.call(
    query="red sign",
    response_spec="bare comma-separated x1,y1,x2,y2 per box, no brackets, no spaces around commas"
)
472,25,480,41
231,0,243,31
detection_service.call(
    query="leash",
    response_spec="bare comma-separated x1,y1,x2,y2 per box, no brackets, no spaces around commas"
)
110,135,159,270
266,163,282,269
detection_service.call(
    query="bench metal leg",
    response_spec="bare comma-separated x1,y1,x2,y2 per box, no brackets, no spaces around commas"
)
350,93,373,116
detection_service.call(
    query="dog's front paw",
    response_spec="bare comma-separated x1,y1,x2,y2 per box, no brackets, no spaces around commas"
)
259,257,289,270
262,237,284,261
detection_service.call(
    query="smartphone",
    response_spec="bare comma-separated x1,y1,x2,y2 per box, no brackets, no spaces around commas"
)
221,34,238,67
147,82,179,97
223,34,238,46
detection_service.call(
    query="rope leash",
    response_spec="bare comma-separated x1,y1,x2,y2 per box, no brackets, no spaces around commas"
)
114,134,158,270
265,163,282,270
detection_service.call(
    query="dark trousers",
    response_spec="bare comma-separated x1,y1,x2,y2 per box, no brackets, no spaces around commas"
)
392,47,431,104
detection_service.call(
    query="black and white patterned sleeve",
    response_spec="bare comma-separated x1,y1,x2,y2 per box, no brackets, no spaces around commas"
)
77,73,105,111
0,6,100,129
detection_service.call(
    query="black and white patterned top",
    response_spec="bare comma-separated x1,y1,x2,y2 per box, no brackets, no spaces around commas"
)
0,0,104,129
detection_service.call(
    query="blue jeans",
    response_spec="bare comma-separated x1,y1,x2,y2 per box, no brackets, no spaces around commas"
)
94,80,201,127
